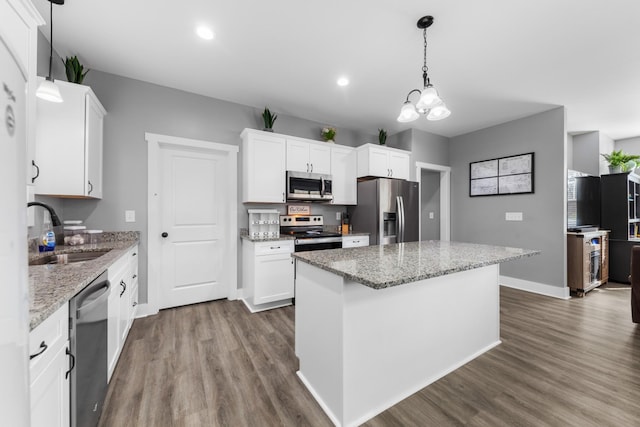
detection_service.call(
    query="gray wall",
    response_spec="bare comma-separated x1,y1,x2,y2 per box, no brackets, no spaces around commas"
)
421,170,440,240
60,70,372,304
450,107,566,288
572,132,599,175
387,128,450,181
566,133,573,170
616,136,640,155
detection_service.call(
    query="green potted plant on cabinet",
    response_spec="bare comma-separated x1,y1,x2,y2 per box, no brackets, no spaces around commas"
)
601,150,640,174
262,107,277,132
62,56,89,84
378,128,387,145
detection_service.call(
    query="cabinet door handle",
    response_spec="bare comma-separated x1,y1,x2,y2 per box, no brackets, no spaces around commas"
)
310,163,313,173
65,347,75,379
120,280,127,297
132,301,138,307
29,341,48,360
306,163,309,172
132,252,137,257
282,192,285,202
88,180,93,194
31,160,40,184
161,232,168,238
132,274,137,279
390,169,393,177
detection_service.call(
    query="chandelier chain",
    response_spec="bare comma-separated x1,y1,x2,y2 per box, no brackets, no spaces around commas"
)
422,28,428,73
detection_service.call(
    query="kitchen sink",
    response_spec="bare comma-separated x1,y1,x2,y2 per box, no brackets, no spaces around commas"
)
29,250,111,266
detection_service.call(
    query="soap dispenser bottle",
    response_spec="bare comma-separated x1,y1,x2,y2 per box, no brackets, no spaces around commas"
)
39,213,56,252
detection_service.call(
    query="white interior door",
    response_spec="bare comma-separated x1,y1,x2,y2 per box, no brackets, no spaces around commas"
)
159,147,229,309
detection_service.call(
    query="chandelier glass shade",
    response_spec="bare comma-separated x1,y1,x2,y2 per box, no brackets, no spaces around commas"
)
397,16,449,122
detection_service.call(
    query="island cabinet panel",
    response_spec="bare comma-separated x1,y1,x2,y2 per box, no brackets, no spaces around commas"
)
241,129,287,203
295,261,500,427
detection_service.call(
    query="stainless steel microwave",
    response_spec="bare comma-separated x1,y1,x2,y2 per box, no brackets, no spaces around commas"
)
286,171,333,202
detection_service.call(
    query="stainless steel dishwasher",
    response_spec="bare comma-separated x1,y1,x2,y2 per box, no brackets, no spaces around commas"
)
69,270,110,427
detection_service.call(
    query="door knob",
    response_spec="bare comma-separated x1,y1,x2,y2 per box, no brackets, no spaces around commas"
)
161,232,168,238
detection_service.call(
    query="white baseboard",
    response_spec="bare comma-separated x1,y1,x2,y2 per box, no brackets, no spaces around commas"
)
241,297,292,313
500,275,570,299
133,303,157,319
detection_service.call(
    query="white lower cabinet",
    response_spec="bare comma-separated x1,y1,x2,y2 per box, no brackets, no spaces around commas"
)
107,245,139,382
29,304,70,427
342,235,370,248
242,239,295,312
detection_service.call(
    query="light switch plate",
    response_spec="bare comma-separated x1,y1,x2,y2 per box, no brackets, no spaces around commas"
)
125,210,136,223
505,212,523,221
429,212,435,219
336,212,341,220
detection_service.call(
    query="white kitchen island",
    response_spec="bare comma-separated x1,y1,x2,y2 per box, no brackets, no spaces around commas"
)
293,241,539,427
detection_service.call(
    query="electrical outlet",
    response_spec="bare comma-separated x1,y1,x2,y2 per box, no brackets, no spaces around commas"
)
125,210,136,223
336,212,341,221
505,212,523,221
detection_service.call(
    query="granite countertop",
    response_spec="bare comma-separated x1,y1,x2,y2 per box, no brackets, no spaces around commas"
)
239,229,295,242
292,240,540,289
29,231,139,331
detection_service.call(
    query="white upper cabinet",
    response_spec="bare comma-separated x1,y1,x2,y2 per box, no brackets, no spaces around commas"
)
34,79,106,198
356,144,410,180
286,137,331,175
1,0,44,186
331,145,357,205
241,129,287,203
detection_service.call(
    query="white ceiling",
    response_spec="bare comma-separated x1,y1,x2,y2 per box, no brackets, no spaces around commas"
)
33,0,640,140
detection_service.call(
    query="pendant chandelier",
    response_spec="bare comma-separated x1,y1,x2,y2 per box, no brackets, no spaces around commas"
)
397,16,450,122
36,0,64,103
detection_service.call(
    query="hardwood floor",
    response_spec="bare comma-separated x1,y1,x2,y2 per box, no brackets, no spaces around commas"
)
99,284,640,427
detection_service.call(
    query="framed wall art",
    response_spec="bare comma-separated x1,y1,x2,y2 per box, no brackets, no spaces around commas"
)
469,152,534,196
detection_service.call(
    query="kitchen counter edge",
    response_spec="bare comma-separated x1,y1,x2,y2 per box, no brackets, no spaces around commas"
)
29,234,139,331
292,240,540,290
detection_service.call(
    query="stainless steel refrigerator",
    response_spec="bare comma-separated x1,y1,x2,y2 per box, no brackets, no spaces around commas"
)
348,178,419,245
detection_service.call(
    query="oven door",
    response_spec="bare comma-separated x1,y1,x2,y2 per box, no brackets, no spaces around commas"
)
294,237,342,252
287,171,333,202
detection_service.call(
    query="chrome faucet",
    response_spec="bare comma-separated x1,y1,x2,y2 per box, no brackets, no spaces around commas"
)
27,202,64,245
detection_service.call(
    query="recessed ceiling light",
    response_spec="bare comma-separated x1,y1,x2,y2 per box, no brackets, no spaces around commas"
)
337,77,349,87
196,26,215,40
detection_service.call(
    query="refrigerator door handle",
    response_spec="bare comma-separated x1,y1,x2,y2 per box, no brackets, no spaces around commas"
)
399,196,405,243
396,196,405,243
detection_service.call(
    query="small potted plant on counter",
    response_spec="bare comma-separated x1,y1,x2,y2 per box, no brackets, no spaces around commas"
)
601,149,640,174
378,128,387,145
63,55,89,84
262,107,277,132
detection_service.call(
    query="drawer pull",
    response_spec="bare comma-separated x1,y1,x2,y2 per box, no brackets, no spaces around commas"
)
29,341,48,360
132,274,137,279
270,246,281,250
120,280,127,297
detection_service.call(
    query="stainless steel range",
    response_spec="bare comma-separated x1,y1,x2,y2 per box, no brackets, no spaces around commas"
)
280,215,342,252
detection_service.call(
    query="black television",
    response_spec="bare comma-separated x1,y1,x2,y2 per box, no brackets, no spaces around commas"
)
567,170,600,231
